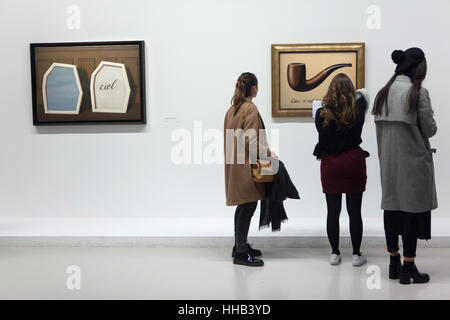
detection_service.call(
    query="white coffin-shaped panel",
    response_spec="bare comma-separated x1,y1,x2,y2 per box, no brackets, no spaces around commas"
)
43,63,83,114
90,61,131,113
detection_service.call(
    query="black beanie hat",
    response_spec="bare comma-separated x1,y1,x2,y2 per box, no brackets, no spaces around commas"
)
392,47,425,75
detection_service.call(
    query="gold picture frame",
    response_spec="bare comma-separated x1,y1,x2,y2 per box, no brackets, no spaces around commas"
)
271,43,365,117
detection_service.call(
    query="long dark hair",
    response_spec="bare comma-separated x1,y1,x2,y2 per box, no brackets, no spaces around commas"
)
320,73,356,130
231,72,258,112
372,59,427,116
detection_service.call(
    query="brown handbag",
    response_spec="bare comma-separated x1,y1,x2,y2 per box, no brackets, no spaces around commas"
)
242,102,275,183
252,159,275,183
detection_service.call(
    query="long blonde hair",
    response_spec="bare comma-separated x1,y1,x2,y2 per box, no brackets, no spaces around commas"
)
231,72,258,113
320,73,356,129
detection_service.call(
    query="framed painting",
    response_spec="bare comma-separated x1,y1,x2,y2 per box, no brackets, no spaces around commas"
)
30,40,146,125
271,43,365,117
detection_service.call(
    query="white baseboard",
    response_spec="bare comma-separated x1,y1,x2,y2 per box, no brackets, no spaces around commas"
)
0,217,449,247
0,236,449,247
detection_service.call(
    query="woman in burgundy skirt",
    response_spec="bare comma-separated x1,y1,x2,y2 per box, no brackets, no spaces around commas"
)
313,73,370,266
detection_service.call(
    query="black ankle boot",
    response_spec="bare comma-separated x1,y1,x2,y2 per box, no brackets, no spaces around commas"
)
399,261,430,285
233,252,264,267
389,254,401,279
232,244,262,258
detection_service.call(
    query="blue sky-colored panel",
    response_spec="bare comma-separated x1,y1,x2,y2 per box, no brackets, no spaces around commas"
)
46,66,80,111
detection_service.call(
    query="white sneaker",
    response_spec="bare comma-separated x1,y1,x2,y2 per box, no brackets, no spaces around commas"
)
330,254,341,265
352,253,367,266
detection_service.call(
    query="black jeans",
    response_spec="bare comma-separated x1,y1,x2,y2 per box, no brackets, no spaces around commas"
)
385,232,418,258
234,201,257,254
326,193,363,255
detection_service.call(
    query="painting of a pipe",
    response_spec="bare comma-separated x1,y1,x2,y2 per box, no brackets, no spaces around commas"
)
287,63,352,92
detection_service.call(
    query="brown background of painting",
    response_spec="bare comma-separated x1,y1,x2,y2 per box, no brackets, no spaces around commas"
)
34,44,142,122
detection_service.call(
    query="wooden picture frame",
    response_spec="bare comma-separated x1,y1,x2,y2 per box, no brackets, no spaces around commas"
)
30,40,146,125
271,43,365,117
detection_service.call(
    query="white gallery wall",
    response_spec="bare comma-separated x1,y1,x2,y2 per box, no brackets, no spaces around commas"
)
0,0,449,238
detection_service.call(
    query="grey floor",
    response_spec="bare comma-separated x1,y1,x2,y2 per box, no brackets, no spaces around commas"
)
0,246,449,299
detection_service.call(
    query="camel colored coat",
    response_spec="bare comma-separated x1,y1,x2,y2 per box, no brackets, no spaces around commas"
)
224,100,271,206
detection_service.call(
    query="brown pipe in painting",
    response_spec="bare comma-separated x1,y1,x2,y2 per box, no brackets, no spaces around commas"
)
287,63,352,92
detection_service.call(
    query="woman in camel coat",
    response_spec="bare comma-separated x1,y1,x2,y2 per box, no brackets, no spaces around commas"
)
224,72,275,267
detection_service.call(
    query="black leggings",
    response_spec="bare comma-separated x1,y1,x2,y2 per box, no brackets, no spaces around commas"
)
385,232,417,258
326,193,363,255
234,201,257,254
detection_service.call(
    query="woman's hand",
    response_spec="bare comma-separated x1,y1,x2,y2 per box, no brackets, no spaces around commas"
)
270,151,279,160
356,88,370,107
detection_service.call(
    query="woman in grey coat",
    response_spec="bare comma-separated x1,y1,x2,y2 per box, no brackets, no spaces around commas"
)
373,47,437,285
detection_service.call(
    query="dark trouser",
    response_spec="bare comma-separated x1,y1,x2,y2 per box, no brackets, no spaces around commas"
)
325,193,363,255
385,232,418,258
234,201,257,254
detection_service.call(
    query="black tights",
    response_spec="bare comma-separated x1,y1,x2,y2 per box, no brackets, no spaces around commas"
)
234,201,257,254
385,232,417,258
326,193,363,255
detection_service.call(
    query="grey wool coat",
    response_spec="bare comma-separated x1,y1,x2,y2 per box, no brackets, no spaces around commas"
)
375,75,438,213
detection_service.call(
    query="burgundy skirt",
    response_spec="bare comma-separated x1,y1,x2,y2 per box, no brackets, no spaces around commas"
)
320,147,368,194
